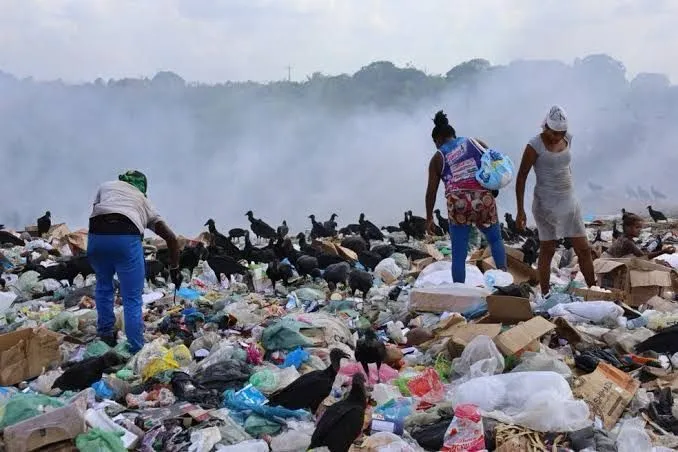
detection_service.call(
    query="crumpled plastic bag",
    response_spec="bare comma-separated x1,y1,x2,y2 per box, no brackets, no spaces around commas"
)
188,426,222,452
283,347,309,369
339,361,399,385
46,311,79,334
475,146,515,190
271,429,312,451
75,428,126,452
250,366,300,394
372,384,404,405
451,371,591,432
375,258,402,284
616,417,652,452
452,335,504,382
85,340,113,359
407,368,444,404
215,439,269,452
141,351,179,382
483,270,513,290
29,370,63,395
548,301,624,324
361,432,424,451
262,318,314,351
510,350,573,380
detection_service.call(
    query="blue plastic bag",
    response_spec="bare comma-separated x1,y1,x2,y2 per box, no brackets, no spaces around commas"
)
474,140,515,190
282,347,309,369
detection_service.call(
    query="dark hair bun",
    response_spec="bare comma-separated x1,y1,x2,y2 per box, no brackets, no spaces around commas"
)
433,110,449,127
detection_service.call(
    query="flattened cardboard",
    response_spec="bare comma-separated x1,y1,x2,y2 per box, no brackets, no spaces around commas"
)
0,328,62,386
425,244,444,261
571,288,623,302
572,362,640,430
485,296,533,323
445,323,502,358
494,316,555,357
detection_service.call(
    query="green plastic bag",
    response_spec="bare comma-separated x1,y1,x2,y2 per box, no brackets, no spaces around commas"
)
249,369,277,393
85,340,112,359
75,428,126,452
0,394,64,429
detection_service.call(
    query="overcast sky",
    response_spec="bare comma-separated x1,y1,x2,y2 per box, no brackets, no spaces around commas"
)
0,0,675,83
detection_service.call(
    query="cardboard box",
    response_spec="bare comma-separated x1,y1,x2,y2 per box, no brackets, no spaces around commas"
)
571,287,624,302
594,258,675,306
409,286,490,313
480,246,538,285
3,390,88,452
572,362,640,430
0,328,62,386
446,323,502,358
483,296,533,324
494,316,555,357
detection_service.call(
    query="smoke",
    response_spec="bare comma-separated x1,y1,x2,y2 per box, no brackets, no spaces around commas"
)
0,55,675,236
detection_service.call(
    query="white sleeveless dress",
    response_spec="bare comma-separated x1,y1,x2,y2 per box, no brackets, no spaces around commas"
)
529,134,586,241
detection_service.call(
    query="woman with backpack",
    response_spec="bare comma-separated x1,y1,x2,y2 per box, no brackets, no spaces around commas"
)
425,110,507,283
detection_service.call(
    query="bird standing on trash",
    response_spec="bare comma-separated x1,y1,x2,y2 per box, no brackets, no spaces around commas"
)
309,372,368,452
648,206,668,223
268,348,349,414
87,170,182,352
37,211,51,236
355,328,386,383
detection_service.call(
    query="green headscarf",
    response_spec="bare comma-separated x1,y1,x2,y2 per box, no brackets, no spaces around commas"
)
118,170,148,196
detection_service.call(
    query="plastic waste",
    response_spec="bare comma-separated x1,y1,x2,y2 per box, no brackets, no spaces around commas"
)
361,432,422,451
372,398,414,435
215,440,269,452
85,408,140,450
29,370,63,395
282,347,309,369
510,350,572,380
451,371,591,432
85,340,113,359
92,380,116,400
452,335,504,382
474,144,515,190
188,426,222,452
375,258,402,284
626,315,649,330
483,270,513,290
75,428,126,452
0,393,65,429
548,301,624,324
616,417,652,452
372,384,404,406
339,361,399,385
441,404,485,452
270,429,312,451
407,368,444,404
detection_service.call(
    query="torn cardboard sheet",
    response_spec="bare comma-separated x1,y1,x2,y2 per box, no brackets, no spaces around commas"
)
481,246,538,284
494,317,555,357
572,362,640,430
0,328,62,386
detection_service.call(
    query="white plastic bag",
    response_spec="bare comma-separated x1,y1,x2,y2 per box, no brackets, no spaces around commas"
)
271,430,312,451
548,301,623,324
470,138,515,190
451,371,590,432
452,335,504,382
215,440,269,452
375,258,402,284
188,426,222,452
510,350,572,380
616,417,652,452
483,270,513,290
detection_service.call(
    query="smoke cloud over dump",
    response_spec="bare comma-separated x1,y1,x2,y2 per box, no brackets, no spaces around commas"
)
0,55,676,236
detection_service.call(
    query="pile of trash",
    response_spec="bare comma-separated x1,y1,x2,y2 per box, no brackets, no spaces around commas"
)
0,212,677,452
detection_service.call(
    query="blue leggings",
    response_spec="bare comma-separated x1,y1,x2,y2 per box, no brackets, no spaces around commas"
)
450,223,506,283
87,234,145,353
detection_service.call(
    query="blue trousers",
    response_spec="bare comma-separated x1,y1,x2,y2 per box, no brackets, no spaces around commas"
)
87,234,145,353
450,223,507,283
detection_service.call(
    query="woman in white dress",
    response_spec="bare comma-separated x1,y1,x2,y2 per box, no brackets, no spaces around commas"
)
515,106,595,296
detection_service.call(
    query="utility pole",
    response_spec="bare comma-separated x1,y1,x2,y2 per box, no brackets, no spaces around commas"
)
285,65,292,82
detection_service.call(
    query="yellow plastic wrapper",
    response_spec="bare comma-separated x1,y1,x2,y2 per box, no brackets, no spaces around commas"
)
169,344,192,366
141,353,179,381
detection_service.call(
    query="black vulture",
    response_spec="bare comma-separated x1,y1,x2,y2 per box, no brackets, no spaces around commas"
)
324,214,338,236
309,372,367,452
52,352,124,391
612,221,622,240
648,206,668,223
407,211,426,240
243,232,276,263
324,262,351,290
348,269,373,298
341,236,368,254
228,228,247,241
389,238,429,260
434,209,449,234
37,211,51,236
399,212,414,241
206,256,248,280
309,215,330,239
355,328,386,382
205,219,241,258
245,211,277,242
381,226,401,234
277,220,289,239
295,255,320,278
0,231,25,247
269,349,349,414
358,213,384,241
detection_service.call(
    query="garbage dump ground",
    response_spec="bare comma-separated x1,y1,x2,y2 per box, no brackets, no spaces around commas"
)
1,212,678,452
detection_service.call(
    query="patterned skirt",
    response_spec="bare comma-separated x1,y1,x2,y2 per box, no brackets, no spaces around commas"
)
446,189,498,228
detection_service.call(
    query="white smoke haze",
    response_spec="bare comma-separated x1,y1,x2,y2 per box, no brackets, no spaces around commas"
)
0,55,676,236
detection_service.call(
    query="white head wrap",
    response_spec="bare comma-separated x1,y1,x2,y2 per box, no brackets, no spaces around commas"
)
542,105,568,132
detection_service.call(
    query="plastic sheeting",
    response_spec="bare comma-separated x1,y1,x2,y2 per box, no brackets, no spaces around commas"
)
451,371,591,432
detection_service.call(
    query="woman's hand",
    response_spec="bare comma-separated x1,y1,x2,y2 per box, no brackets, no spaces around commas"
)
665,246,676,255
516,211,527,231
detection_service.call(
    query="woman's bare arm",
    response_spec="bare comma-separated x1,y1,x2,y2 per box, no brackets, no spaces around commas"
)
425,152,443,222
516,144,537,214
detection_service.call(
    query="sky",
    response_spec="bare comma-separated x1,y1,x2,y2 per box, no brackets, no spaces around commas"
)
0,0,676,83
